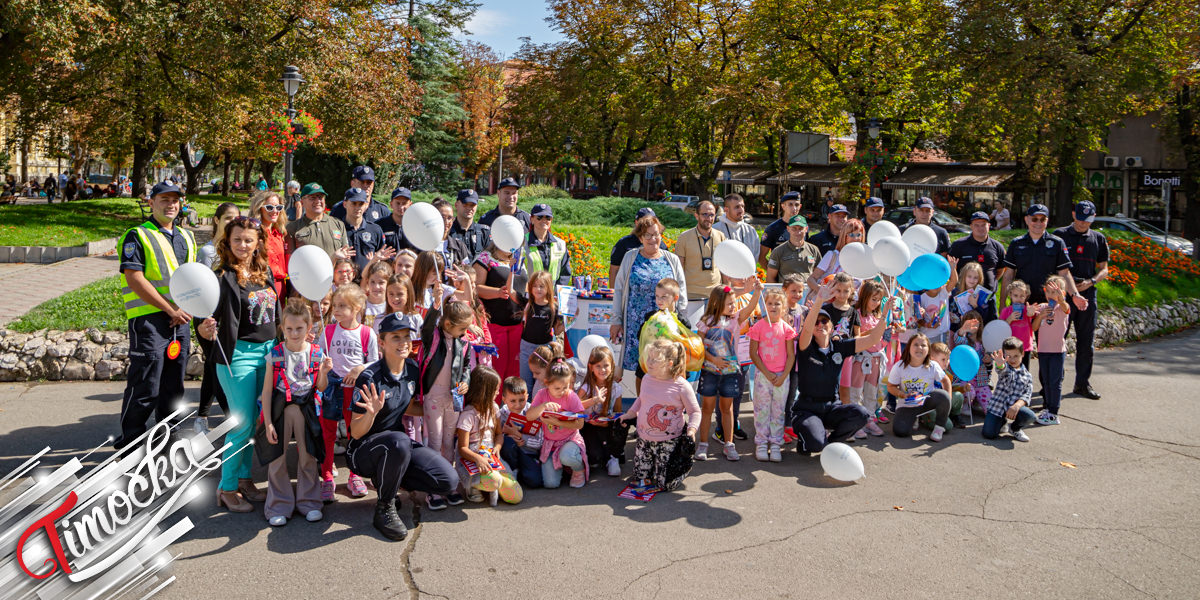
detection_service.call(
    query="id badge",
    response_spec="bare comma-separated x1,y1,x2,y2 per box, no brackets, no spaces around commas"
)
702,257,713,271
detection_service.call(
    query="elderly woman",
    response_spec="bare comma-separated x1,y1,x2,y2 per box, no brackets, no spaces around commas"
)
250,190,290,296
807,217,865,291
284,180,302,221
610,215,687,386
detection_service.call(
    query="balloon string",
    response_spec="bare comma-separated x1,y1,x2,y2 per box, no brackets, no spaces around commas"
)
212,335,237,383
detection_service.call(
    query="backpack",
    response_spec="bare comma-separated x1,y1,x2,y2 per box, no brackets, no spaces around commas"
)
270,343,324,417
324,323,372,362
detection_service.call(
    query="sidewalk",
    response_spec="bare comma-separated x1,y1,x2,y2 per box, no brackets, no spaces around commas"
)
0,255,118,326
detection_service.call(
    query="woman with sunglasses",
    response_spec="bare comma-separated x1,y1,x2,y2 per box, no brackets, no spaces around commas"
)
790,282,898,456
251,191,290,296
806,218,865,292
198,216,282,512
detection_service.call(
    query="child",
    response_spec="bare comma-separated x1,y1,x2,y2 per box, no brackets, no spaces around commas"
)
822,272,859,342
578,345,631,476
619,340,701,491
922,342,965,431
525,358,590,488
635,279,692,393
950,261,995,328
498,376,544,490
747,288,796,462
306,291,333,344
418,293,474,510
526,341,564,399
520,271,561,393
886,333,953,442
1000,280,1035,368
318,284,379,501
782,273,809,442
721,276,763,443
258,299,332,526
332,258,356,290
696,280,763,462
982,337,1036,442
394,248,417,279
363,261,394,330
842,279,888,438
952,311,992,416
412,251,447,315
917,257,958,344
456,366,523,506
1033,276,1071,426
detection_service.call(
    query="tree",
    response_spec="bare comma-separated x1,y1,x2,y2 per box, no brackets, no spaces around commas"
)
452,41,509,183
403,10,471,190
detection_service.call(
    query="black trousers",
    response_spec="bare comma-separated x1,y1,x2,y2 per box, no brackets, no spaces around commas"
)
1068,289,1097,389
581,421,632,466
194,330,229,418
116,313,189,449
347,431,458,501
790,398,870,453
892,389,952,437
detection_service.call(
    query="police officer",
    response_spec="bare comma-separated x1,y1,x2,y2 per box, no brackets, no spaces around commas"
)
286,183,352,260
479,178,532,232
948,211,1007,290
449,189,491,257
1001,204,1084,306
862,196,886,229
347,314,458,540
377,186,414,254
1054,201,1108,400
901,196,950,256
114,180,197,449
339,187,389,271
759,191,803,266
330,165,391,223
808,203,848,255
524,203,572,285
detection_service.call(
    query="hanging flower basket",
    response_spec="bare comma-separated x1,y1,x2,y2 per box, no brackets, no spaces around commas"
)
256,110,324,157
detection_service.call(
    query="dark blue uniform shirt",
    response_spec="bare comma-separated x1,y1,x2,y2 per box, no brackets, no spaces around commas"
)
1004,232,1072,303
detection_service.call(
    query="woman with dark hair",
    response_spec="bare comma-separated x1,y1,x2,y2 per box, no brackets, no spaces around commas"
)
198,216,281,512
198,202,240,268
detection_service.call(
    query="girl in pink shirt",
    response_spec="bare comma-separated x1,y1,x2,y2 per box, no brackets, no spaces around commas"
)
620,340,701,491
841,280,891,438
999,280,1035,367
1033,276,1071,425
747,289,796,462
525,359,599,489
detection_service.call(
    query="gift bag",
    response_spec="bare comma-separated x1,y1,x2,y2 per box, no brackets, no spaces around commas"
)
638,310,705,373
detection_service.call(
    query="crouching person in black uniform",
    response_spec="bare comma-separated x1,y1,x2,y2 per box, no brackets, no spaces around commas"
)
347,313,459,540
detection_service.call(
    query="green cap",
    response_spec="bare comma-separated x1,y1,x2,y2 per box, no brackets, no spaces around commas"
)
300,182,326,197
788,215,808,228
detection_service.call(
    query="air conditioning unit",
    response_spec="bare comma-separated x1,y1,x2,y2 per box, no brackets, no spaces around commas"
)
1103,156,1120,168
1125,156,1143,168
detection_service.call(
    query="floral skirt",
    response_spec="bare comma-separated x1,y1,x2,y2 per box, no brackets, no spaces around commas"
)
630,436,695,492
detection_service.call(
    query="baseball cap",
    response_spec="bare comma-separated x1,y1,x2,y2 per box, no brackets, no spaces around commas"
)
1026,203,1049,217
816,309,832,321
970,211,990,222
915,196,935,209
497,177,521,190
787,215,808,228
378,313,421,335
149,180,182,198
830,204,849,215
456,189,480,204
864,196,885,209
343,187,370,204
1074,200,1096,223
781,191,801,202
636,207,657,219
351,165,375,182
531,203,553,218
391,186,412,200
300,183,326,197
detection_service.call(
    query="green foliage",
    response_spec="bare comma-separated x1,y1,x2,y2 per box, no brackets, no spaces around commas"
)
0,196,241,246
8,276,125,332
518,184,570,200
404,12,471,191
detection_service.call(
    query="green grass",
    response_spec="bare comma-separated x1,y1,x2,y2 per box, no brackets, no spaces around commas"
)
0,195,249,246
8,275,126,332
1095,276,1200,309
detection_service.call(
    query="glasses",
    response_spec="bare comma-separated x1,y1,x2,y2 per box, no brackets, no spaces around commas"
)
534,215,552,221
262,204,284,212
815,317,831,325
1029,216,1048,223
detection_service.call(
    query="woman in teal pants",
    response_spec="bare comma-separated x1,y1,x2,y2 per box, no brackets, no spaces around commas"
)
199,216,281,513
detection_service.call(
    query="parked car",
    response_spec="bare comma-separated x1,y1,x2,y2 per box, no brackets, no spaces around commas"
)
883,207,971,234
1091,216,1194,255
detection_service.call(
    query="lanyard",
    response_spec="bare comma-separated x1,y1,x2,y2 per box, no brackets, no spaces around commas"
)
696,232,714,260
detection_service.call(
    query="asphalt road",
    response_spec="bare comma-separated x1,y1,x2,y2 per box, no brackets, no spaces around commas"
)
1,329,1198,599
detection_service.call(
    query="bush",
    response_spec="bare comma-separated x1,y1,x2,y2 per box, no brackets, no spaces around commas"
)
405,193,694,228
519,183,570,199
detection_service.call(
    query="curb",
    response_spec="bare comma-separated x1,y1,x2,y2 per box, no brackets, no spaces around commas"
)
0,237,117,264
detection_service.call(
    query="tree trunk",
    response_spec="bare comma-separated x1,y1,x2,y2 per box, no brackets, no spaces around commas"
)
221,150,232,196
180,142,211,196
258,159,278,188
1053,144,1084,222
130,111,165,198
19,137,29,184
1175,84,1200,240
241,158,254,192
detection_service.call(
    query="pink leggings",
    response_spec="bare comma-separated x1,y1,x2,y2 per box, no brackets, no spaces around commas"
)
839,353,882,388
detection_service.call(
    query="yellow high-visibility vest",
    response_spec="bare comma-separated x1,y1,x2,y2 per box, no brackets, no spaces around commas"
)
526,236,566,282
120,220,197,319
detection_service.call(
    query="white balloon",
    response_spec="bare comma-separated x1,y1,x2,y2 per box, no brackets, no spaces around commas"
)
288,244,334,301
491,215,526,253
901,224,938,257
982,320,1013,352
871,237,911,277
575,334,608,363
168,262,220,319
867,220,902,247
402,202,445,251
713,240,756,279
839,242,877,280
820,442,865,482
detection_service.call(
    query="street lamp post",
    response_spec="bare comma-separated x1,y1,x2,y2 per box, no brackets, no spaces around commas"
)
279,65,305,188
866,118,882,202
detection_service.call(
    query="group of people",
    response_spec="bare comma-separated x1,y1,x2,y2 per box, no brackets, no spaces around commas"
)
112,169,1108,542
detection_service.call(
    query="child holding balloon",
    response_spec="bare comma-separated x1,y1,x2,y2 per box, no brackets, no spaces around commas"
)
418,290,475,509
952,311,992,416
1033,276,1071,426
696,280,763,462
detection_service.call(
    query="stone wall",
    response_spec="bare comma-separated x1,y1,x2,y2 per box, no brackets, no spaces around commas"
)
3,297,1200,381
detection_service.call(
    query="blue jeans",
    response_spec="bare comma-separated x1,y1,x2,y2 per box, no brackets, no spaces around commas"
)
500,436,544,489
982,407,1036,439
541,441,584,488
216,339,272,491
1038,352,1064,414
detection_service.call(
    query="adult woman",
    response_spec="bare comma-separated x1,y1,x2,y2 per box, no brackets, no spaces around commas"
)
610,215,687,380
807,218,865,291
474,241,524,384
250,190,289,296
791,284,896,454
199,217,281,512
991,201,1011,230
198,202,240,268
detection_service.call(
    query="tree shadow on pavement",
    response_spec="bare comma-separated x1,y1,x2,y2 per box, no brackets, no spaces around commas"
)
0,413,120,476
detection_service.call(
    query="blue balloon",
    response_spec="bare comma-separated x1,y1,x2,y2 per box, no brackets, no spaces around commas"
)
896,270,920,291
906,253,951,291
949,345,981,380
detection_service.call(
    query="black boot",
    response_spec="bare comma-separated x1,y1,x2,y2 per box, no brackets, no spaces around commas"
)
374,498,408,541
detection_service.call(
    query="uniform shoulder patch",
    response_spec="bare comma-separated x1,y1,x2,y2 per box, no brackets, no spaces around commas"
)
124,242,137,258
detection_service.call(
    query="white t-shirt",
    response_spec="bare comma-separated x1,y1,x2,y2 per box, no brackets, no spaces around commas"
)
365,302,387,331
888,361,946,398
816,250,842,276
319,323,379,378
283,344,315,396
918,290,950,339
992,208,1011,229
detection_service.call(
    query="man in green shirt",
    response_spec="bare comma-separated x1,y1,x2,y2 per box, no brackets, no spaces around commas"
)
286,183,351,260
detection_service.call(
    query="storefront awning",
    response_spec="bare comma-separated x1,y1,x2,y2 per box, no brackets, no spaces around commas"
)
882,167,1015,191
765,165,845,186
720,167,772,184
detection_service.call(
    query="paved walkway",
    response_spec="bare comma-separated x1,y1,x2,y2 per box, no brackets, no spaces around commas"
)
0,255,119,325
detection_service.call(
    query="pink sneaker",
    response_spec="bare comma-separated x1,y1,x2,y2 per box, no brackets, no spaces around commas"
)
347,474,368,498
865,419,885,436
569,471,586,488
320,478,335,503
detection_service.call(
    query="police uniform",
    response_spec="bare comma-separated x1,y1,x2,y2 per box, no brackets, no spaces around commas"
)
344,218,385,272
376,215,414,254
330,198,390,224
115,201,197,449
1003,232,1071,303
449,220,491,258
286,214,348,260
760,218,790,254
479,207,532,232
807,229,838,256
791,336,871,453
525,233,571,285
948,235,1007,290
1055,220,1108,392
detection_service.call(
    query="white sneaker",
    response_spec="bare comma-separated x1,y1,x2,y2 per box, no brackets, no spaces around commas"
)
268,515,287,527
723,443,740,461
192,417,209,435
755,444,769,462
1013,428,1030,442
489,490,499,506
606,457,621,477
305,509,323,522
930,425,945,442
768,444,782,463
694,442,709,461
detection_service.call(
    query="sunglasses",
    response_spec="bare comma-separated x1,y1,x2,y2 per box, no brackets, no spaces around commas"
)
232,216,262,228
815,317,831,325
534,215,553,221
846,232,864,239
1029,216,1048,223
262,204,284,212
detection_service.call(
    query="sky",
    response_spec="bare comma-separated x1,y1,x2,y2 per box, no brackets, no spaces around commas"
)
460,0,564,59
